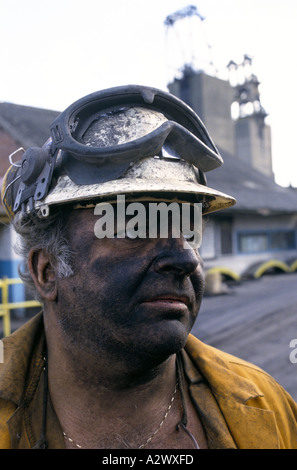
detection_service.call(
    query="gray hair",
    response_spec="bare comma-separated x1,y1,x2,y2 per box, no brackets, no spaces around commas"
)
13,209,74,301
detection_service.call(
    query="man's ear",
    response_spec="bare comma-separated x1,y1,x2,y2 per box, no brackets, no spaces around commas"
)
28,249,58,301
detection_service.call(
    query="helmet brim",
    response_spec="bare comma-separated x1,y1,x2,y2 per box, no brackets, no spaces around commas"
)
35,157,236,216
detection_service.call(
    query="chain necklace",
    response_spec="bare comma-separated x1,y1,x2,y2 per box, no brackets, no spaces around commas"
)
62,381,178,450
37,350,199,449
139,381,178,449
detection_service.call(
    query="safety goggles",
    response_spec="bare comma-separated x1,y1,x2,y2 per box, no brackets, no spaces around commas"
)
50,85,223,185
8,85,226,216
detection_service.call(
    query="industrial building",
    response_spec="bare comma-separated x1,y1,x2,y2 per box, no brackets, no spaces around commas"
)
168,60,297,286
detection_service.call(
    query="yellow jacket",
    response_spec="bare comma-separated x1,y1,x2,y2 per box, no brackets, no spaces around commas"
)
0,313,296,449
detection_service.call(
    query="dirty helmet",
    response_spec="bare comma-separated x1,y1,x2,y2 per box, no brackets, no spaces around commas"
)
1,85,236,219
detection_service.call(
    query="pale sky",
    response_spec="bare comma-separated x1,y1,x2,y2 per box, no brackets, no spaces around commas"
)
1,0,297,187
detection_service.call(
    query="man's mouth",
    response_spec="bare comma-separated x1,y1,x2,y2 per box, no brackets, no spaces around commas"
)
141,294,190,309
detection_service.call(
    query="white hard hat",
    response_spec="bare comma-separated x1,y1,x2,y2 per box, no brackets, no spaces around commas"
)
2,85,236,218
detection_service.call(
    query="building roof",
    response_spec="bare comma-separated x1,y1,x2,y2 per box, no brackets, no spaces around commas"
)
0,102,59,149
0,102,59,217
207,147,297,215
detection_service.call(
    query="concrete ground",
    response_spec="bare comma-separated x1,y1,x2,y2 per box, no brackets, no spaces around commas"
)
193,271,297,401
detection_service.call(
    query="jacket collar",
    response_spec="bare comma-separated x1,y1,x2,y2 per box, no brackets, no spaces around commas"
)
0,312,45,406
184,334,280,448
184,334,263,402
0,313,65,449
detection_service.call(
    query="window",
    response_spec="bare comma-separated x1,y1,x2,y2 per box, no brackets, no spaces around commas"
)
270,231,296,251
220,219,233,254
238,232,268,253
238,230,296,254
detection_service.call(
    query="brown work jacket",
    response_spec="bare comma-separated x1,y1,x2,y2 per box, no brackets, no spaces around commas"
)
0,313,296,449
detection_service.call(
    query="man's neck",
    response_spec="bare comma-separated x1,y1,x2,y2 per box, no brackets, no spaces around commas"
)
47,342,181,448
43,309,207,449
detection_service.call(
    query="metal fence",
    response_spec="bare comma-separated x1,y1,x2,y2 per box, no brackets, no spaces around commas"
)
0,277,41,336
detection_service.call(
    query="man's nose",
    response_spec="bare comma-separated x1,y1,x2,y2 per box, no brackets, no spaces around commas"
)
152,238,200,277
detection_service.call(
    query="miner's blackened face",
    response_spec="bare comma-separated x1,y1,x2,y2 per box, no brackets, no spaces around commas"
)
54,202,205,365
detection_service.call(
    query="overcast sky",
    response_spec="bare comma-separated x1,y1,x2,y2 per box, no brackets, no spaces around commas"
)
1,0,297,187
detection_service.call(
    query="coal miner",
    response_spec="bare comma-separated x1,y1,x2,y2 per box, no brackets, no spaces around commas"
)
0,86,296,449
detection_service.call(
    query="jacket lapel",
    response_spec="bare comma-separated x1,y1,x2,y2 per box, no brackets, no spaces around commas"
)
184,334,280,449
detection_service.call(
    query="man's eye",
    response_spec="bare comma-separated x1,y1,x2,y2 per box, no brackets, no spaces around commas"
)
182,231,202,248
125,223,147,239
183,232,194,241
